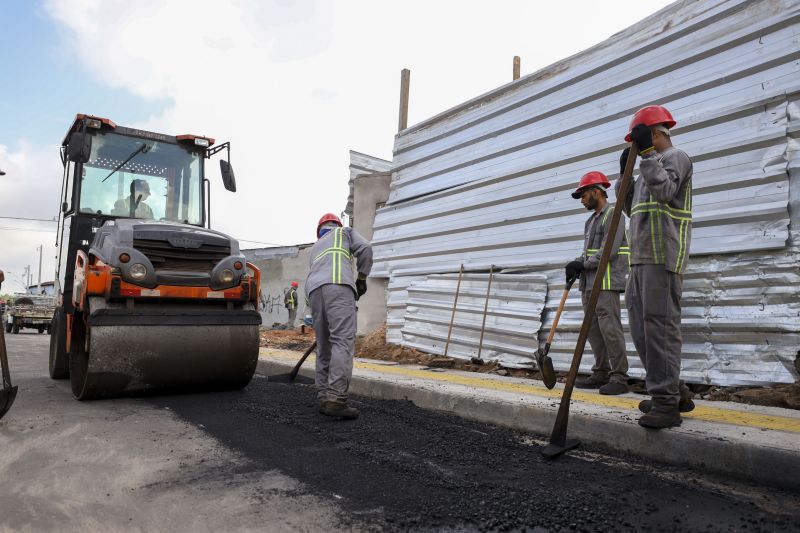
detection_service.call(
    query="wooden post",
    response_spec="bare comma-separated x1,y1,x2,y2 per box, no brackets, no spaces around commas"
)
476,265,495,361
513,56,521,80
443,264,464,357
398,68,410,132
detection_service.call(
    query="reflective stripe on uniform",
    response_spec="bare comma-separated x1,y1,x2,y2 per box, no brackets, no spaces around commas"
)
312,228,352,284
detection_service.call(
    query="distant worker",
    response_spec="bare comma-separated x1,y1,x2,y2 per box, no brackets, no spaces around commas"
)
616,105,694,429
113,179,154,219
565,171,630,395
284,281,299,328
306,213,372,419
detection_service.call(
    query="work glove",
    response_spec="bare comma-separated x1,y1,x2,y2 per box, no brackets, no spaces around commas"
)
630,124,654,155
565,260,584,284
619,147,631,177
355,278,368,298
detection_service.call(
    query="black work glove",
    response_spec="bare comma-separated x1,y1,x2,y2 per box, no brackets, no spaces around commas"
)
355,278,368,299
630,124,653,155
565,260,584,284
619,147,631,177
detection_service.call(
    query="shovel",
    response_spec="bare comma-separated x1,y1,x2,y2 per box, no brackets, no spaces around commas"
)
267,341,317,384
541,143,638,459
535,276,577,389
0,323,18,420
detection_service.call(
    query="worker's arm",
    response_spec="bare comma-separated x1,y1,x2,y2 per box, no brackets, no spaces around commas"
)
615,148,635,216
347,228,373,278
638,149,692,204
583,214,623,271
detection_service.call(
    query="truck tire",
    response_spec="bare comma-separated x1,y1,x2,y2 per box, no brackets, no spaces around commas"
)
4,322,10,334
12,323,19,334
49,308,69,379
38,326,45,334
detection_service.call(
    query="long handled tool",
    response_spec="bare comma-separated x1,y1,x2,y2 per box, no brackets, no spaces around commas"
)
443,264,465,357
471,265,495,365
535,276,577,389
268,341,317,383
0,323,18,420
541,143,638,459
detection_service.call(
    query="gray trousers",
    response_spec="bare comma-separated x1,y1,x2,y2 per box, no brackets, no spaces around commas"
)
581,290,629,383
286,307,297,327
309,284,356,402
626,264,683,411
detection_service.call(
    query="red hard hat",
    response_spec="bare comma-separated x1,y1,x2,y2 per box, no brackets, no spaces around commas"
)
316,212,342,237
625,105,676,142
291,281,299,287
572,171,611,199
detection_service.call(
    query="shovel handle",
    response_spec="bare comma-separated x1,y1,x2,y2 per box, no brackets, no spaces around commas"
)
545,278,575,346
290,341,317,380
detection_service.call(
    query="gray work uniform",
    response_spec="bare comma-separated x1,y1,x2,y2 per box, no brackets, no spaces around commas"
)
576,203,630,383
616,146,693,411
305,226,373,402
284,287,298,326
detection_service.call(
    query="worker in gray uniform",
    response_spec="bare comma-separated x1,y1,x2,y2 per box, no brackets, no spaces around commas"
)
306,212,372,419
565,171,630,395
284,281,299,328
616,105,695,429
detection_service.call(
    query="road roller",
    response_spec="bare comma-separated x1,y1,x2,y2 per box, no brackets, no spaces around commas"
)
49,114,262,400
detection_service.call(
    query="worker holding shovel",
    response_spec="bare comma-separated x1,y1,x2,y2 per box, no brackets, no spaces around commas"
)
565,172,630,395
616,105,694,429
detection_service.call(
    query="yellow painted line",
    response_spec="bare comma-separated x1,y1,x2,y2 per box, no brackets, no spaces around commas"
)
260,349,800,433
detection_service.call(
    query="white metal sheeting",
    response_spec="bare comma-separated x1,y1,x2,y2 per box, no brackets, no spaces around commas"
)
401,273,546,366
345,150,392,217
369,0,800,386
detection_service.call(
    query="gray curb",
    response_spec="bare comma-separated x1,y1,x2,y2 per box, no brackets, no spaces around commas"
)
256,359,800,491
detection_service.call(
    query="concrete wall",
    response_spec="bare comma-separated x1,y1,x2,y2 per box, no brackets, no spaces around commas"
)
352,172,391,335
244,245,313,327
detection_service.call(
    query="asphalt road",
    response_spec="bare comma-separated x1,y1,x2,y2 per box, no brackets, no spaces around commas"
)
1,332,798,532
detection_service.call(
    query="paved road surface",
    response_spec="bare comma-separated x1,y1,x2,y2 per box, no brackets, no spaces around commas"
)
1,332,798,532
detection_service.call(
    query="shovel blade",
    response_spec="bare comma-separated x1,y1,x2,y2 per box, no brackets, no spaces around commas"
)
0,385,18,421
541,438,580,459
536,350,558,389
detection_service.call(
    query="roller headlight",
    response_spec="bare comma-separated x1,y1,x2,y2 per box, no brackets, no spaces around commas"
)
129,263,147,281
220,269,235,283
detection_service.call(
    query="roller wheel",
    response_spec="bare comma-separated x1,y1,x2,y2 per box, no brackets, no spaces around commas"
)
69,313,94,400
49,308,69,380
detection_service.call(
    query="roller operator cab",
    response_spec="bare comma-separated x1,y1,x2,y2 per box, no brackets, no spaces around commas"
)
50,114,262,400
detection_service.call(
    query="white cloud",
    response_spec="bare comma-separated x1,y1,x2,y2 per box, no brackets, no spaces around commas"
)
7,0,674,273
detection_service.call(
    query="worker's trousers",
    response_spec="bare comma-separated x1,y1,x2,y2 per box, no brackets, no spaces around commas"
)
286,307,297,327
626,265,683,411
309,283,356,403
581,290,629,383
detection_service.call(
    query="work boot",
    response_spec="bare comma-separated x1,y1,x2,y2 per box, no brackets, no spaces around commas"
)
599,381,629,395
321,400,359,420
638,408,682,429
575,373,609,389
638,385,695,414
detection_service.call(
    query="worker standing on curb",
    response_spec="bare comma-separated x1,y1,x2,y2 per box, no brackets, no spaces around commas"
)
565,172,630,395
616,105,695,429
284,281,299,328
306,213,372,419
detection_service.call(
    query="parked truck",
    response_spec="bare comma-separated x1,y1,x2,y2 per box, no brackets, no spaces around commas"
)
6,295,56,334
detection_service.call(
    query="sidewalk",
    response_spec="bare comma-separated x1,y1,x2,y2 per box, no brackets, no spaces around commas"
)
257,348,800,491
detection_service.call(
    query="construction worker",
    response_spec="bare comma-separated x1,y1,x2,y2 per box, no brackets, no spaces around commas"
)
565,171,630,395
284,281,299,328
616,105,695,429
113,179,154,219
306,213,372,419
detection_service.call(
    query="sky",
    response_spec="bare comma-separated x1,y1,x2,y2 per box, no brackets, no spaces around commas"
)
0,0,673,292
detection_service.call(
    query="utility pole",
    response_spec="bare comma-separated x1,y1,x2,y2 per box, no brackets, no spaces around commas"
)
513,56,521,80
398,68,411,132
23,266,30,293
37,244,42,290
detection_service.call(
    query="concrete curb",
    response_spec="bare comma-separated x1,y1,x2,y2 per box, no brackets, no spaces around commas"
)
256,358,800,491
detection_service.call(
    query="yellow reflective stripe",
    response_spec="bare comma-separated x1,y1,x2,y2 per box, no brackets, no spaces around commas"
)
631,201,691,216
630,207,692,221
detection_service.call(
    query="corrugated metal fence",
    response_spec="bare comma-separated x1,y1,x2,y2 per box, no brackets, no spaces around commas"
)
372,0,800,386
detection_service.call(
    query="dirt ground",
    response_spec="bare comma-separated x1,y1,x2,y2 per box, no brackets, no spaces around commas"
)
260,327,800,410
